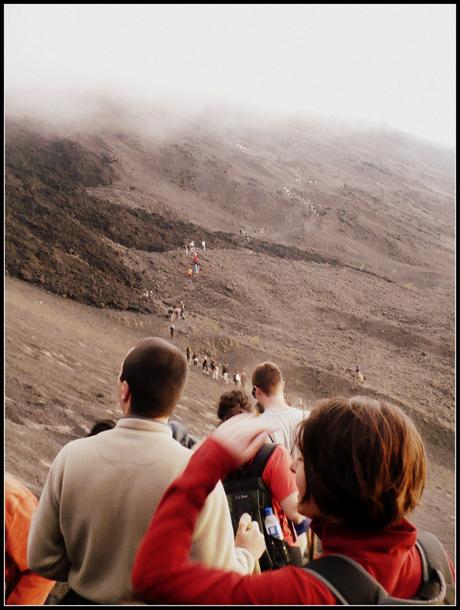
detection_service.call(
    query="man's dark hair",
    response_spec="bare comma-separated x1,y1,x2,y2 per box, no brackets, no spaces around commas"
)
120,337,188,417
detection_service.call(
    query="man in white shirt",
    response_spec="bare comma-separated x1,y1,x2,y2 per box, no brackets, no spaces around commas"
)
28,338,263,604
251,361,307,457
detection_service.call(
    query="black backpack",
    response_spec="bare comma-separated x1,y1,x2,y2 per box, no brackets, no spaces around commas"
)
305,531,455,605
223,444,303,571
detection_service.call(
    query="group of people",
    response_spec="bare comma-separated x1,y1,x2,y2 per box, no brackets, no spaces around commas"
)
185,239,205,255
168,300,185,322
167,300,186,339
6,337,454,605
185,346,247,387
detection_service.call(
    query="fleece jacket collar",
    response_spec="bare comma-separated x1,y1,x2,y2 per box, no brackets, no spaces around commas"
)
116,417,173,436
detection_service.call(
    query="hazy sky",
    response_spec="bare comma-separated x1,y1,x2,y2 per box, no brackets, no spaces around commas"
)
5,4,456,147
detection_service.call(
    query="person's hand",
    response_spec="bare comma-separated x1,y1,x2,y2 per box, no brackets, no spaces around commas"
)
211,413,278,465
234,513,266,560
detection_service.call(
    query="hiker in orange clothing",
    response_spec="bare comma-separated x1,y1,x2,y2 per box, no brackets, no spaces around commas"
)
5,473,55,605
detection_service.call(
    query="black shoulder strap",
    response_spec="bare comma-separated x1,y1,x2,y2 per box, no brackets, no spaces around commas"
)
305,555,388,605
248,443,278,477
305,534,452,605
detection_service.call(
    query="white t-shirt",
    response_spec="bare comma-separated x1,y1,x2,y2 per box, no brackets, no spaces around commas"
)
259,405,308,456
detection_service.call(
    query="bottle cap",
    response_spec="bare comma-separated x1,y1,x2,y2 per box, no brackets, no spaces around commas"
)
264,507,273,517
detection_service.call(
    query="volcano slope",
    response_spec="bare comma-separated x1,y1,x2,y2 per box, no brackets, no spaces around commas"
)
5,112,455,600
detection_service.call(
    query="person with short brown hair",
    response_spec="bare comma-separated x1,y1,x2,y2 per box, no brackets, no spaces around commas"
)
28,338,259,605
252,361,283,395
132,395,455,605
217,390,253,421
252,361,306,455
119,338,187,417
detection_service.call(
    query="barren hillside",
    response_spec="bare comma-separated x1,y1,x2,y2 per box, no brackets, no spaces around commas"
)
5,107,455,597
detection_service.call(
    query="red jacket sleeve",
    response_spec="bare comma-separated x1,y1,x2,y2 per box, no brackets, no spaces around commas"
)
132,438,336,605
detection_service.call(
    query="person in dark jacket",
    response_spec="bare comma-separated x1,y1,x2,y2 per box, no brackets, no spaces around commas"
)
169,421,198,450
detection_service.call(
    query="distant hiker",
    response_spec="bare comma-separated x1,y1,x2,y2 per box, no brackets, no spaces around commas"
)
187,268,193,279
5,474,56,605
193,263,200,275
185,244,189,254
240,371,247,390
170,324,175,339
354,366,365,385
210,360,216,375
213,363,220,380
28,338,258,604
186,346,191,363
222,364,229,384
201,240,206,251
189,240,195,253
174,305,182,321
233,371,241,386
192,353,199,367
202,357,209,374
193,252,199,265
168,306,174,321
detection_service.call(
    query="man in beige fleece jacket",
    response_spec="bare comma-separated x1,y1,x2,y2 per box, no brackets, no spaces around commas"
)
28,337,263,604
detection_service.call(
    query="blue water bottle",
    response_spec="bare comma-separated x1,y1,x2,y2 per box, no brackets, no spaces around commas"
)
264,507,284,540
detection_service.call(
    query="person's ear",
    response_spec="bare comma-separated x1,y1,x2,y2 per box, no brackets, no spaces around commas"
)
120,380,130,402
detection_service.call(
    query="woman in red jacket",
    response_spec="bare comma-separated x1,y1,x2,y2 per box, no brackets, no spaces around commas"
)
132,396,452,604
